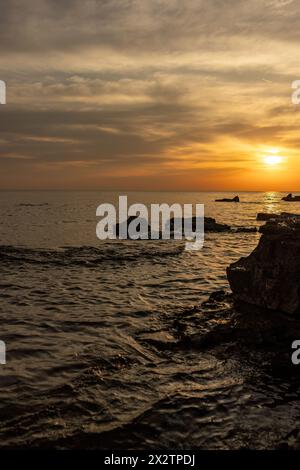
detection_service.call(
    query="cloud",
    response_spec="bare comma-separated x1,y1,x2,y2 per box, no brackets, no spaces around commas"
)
1,0,300,54
0,0,299,189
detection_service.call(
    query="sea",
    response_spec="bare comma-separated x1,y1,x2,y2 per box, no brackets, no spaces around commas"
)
0,191,300,449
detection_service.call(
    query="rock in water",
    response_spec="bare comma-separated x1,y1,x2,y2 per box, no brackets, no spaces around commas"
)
256,212,282,221
215,195,240,202
257,212,300,221
282,193,300,202
168,216,230,233
227,218,300,315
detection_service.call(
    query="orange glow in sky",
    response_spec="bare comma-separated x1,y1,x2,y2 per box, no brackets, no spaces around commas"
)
0,1,300,191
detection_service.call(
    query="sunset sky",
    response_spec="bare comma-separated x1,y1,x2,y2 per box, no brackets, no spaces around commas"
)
0,0,300,191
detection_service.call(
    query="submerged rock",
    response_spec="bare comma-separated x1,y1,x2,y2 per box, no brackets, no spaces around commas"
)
227,218,300,315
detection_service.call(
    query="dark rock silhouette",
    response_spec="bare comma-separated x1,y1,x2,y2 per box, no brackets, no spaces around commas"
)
171,290,300,380
282,193,300,202
215,195,240,202
257,212,300,221
258,217,300,235
281,212,300,218
257,212,282,221
204,217,231,232
168,216,230,233
227,217,300,315
167,217,257,235
115,215,260,239
115,215,231,238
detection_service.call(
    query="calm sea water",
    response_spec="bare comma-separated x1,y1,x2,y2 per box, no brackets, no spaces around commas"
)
0,191,300,449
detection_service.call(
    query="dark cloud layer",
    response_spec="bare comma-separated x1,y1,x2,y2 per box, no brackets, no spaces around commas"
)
1,0,300,53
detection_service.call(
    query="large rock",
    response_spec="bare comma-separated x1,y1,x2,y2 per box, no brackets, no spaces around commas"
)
227,218,300,315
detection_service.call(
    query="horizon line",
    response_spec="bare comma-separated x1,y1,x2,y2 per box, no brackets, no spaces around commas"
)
1,189,300,193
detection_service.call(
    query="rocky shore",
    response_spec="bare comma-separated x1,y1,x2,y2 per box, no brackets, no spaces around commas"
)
27,287,300,451
227,217,300,315
2,211,300,451
141,215,300,392
170,290,300,380
110,212,300,450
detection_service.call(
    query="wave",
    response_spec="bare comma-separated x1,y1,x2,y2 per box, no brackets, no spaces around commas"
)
17,203,49,207
0,243,185,267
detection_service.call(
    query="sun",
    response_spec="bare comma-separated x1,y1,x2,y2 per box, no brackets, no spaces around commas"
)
258,147,285,167
263,155,283,166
